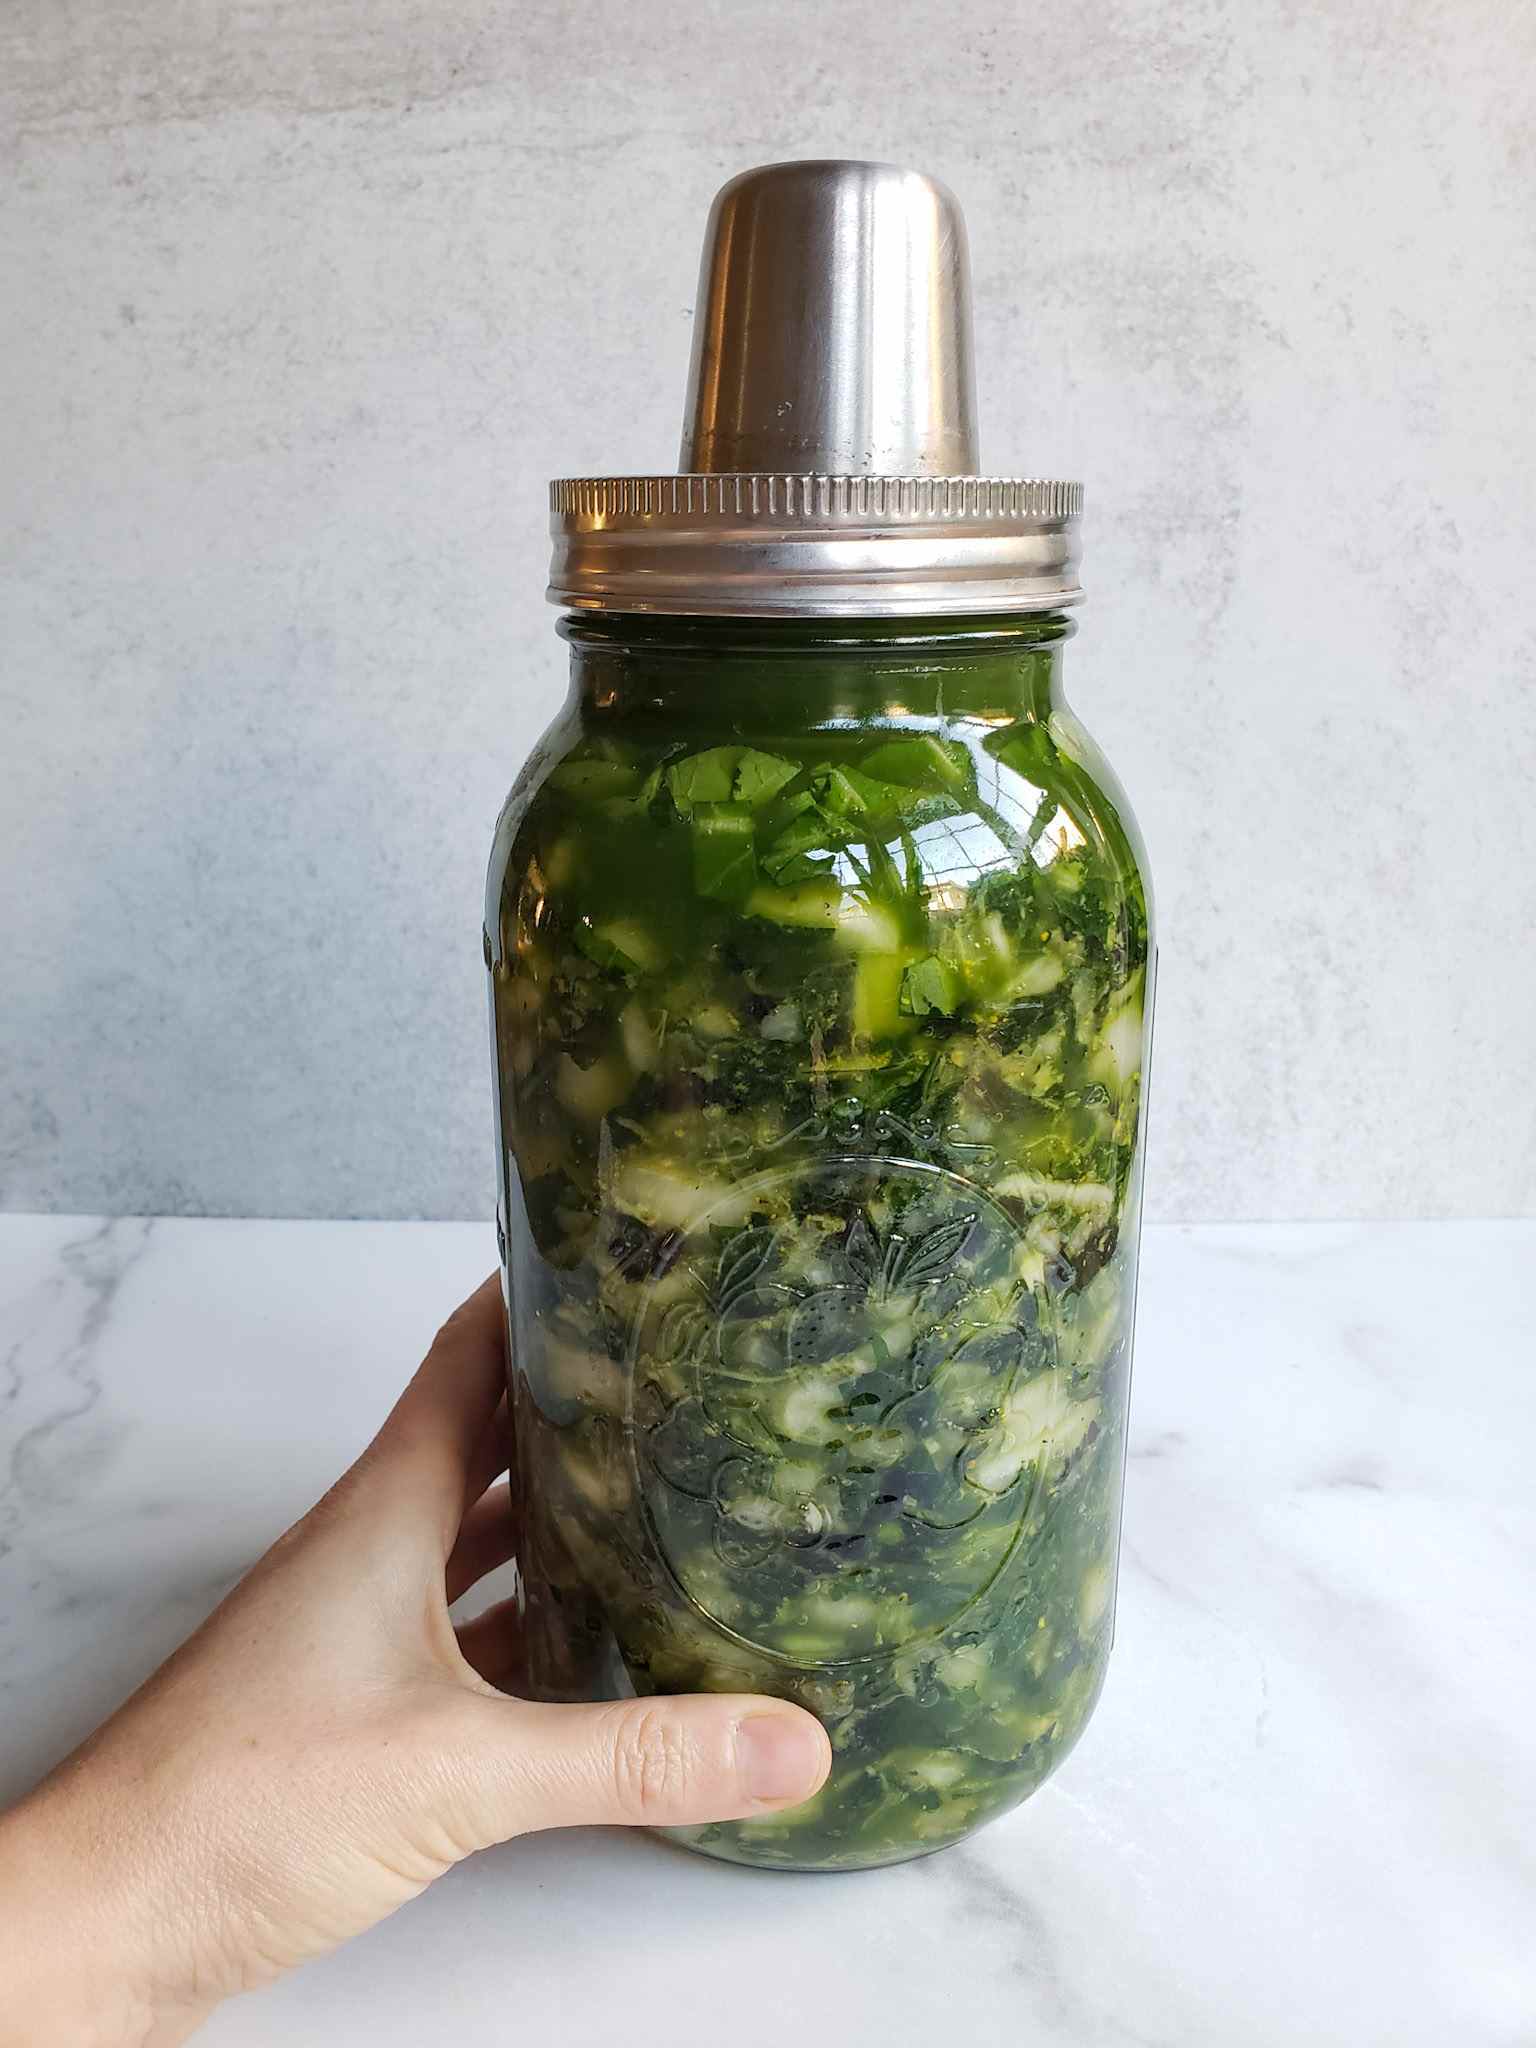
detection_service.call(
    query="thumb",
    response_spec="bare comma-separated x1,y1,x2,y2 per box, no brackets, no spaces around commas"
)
441,1691,833,1845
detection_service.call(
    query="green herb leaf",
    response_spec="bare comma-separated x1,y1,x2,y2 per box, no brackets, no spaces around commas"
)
669,746,801,817
666,748,740,814
859,736,974,794
901,955,960,1016
692,803,758,901
732,748,801,808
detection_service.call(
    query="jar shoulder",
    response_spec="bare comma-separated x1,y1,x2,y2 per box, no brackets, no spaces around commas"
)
1041,700,1154,934
484,705,583,929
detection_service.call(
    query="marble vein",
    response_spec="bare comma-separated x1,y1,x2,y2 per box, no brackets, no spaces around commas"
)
0,1215,1529,2047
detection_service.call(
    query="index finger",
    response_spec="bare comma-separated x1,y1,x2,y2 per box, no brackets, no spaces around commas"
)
363,1274,509,1544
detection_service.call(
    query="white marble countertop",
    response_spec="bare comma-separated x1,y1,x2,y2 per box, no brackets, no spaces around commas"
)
2,1216,1532,2045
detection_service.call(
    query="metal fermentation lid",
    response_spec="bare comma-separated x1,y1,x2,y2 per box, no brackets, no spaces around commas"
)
548,160,1082,618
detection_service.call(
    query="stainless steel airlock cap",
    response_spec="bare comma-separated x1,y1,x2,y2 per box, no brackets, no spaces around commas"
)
549,160,1082,617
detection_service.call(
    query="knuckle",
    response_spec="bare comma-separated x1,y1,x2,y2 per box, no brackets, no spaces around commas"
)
608,1706,695,1821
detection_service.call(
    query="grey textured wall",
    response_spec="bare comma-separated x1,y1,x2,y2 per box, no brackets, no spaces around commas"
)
3,0,1534,1223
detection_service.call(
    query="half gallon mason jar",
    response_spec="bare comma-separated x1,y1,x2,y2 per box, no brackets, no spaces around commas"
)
486,162,1153,1872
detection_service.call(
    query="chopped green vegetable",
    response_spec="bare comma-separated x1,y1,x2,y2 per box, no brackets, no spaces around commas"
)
691,802,758,901
732,747,802,807
488,617,1152,1873
858,734,973,792
745,878,845,929
572,915,665,974
666,747,738,811
762,809,837,883
901,953,960,1016
669,745,802,815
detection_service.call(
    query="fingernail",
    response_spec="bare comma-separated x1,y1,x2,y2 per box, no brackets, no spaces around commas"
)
735,1713,828,1808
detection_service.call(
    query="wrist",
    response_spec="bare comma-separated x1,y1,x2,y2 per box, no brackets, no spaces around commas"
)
0,1781,211,2048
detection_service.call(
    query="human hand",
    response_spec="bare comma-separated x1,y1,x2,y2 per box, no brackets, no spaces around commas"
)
0,1277,831,2046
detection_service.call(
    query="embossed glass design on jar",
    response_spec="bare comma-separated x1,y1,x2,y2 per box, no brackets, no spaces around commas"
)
485,611,1153,1870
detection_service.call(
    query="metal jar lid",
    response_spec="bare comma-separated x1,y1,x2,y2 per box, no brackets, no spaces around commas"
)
548,161,1082,619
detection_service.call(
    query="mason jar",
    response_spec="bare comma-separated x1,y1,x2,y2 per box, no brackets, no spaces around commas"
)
484,162,1153,1872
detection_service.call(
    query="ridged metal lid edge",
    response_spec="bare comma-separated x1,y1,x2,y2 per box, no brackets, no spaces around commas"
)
548,473,1084,618
551,475,1082,523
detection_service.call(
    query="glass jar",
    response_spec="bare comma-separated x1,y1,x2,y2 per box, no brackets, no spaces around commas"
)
485,607,1153,1871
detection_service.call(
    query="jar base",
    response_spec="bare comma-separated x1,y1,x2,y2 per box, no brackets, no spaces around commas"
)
655,1821,981,1876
